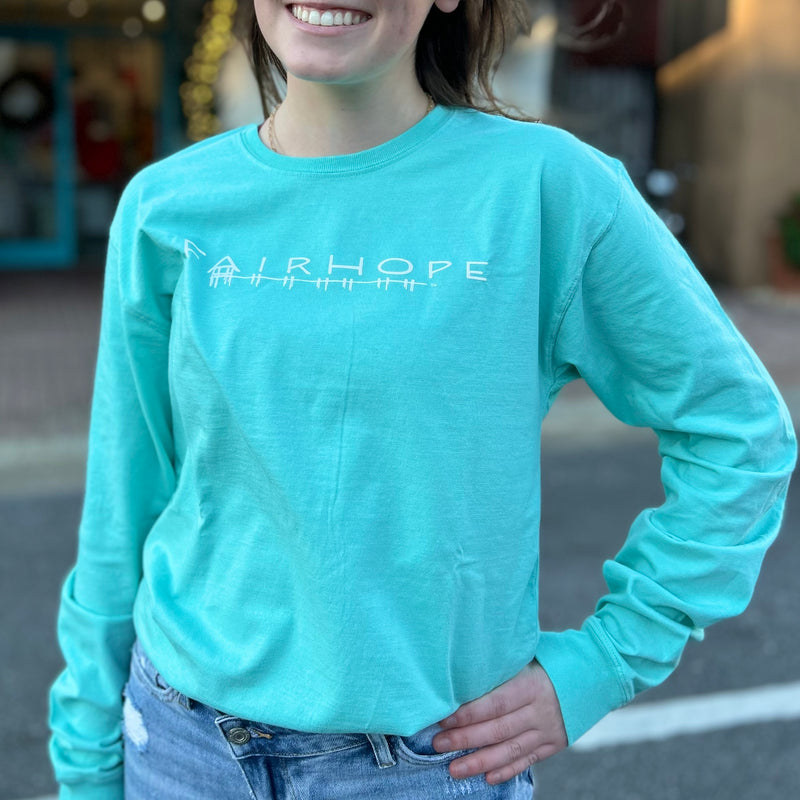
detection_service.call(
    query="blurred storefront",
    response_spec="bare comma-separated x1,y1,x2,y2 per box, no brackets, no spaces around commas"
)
549,0,800,288
5,1,794,287
0,0,206,269
547,0,728,184
658,0,800,286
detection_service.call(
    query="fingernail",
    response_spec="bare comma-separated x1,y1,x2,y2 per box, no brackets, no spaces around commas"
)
451,761,468,778
435,735,452,751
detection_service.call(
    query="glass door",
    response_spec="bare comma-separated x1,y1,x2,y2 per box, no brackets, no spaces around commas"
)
0,35,76,267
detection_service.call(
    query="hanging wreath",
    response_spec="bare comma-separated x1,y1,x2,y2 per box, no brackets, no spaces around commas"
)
0,70,55,130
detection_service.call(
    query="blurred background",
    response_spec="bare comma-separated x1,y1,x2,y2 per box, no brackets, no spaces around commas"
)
0,1,798,798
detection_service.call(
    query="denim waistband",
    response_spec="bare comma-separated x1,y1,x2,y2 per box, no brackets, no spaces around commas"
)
130,639,400,767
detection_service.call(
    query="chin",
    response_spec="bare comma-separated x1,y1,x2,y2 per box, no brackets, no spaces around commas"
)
288,67,349,83
287,66,365,86
281,49,371,86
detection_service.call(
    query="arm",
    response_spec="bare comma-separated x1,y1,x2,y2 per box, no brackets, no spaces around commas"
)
49,227,176,799
434,161,796,781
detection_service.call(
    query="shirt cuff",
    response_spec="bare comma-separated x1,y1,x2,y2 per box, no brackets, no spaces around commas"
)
59,775,124,800
535,620,632,744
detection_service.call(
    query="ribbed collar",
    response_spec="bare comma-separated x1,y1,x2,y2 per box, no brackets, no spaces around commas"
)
239,105,454,175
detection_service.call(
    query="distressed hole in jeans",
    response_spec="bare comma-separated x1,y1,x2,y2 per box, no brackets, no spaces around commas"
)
123,695,149,751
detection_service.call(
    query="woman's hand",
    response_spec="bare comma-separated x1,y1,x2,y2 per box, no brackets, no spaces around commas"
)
432,660,568,785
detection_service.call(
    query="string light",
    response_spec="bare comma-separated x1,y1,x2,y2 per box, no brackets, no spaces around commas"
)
67,0,90,18
122,16,144,38
181,0,238,141
142,1,167,24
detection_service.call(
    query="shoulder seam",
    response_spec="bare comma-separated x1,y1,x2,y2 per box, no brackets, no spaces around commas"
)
107,239,171,335
123,305,171,337
546,159,625,395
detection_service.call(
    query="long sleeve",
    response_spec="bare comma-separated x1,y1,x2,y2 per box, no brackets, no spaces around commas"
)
534,161,797,744
49,221,177,798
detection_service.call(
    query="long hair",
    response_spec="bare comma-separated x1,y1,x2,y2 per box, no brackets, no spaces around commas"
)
245,1,533,118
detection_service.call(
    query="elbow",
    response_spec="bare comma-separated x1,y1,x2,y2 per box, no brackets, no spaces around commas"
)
760,394,797,478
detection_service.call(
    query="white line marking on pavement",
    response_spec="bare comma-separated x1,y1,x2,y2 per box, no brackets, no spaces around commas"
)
13,795,56,800
0,433,87,497
0,434,87,469
573,680,800,751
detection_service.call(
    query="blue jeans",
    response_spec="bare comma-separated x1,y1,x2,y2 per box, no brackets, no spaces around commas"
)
122,640,535,799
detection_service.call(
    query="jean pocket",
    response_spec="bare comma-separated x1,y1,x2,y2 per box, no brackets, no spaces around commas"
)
129,639,189,707
393,723,475,766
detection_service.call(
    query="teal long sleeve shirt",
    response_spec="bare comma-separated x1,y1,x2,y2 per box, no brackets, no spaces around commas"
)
49,106,796,799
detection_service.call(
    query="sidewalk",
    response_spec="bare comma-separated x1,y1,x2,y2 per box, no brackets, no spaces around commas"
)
0,270,103,496
1,269,799,495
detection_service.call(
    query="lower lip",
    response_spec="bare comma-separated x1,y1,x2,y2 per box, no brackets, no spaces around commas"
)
286,7,372,35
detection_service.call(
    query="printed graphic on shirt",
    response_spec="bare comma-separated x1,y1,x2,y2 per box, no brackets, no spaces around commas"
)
185,240,207,260
185,240,489,293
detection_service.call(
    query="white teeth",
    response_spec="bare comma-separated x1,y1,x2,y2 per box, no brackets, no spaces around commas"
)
291,5,368,27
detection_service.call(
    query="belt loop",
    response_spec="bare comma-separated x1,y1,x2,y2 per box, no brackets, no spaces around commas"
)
366,733,396,768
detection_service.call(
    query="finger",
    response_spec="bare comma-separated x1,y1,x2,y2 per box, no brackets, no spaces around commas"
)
484,740,564,785
486,758,538,786
433,703,538,752
440,667,536,729
447,730,542,780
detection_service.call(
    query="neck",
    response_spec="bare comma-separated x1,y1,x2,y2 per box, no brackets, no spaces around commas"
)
263,77,434,157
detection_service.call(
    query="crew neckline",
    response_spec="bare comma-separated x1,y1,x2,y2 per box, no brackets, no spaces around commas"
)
239,105,454,175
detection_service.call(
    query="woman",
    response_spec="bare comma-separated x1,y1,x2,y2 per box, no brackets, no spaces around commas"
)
50,2,796,798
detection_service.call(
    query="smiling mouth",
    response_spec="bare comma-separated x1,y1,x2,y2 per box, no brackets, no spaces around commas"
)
289,5,372,27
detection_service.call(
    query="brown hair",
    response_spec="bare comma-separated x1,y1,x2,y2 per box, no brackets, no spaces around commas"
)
245,1,533,118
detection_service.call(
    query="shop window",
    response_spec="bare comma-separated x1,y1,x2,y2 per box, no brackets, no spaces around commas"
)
1,0,167,31
0,40,58,241
70,37,162,240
